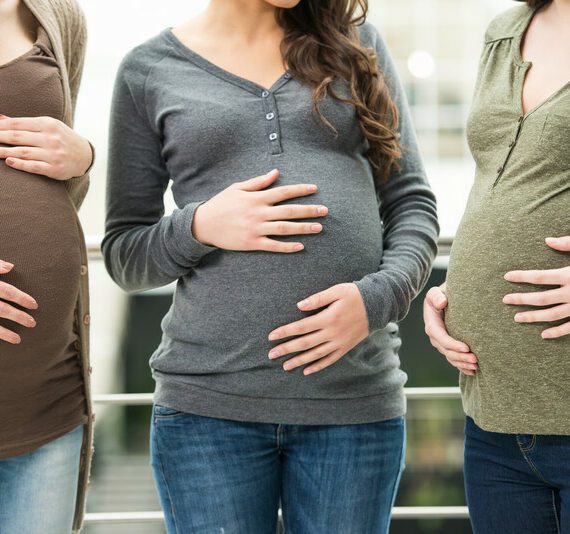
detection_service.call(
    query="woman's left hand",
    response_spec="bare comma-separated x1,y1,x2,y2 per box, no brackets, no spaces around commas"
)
503,236,570,339
267,282,369,375
0,115,93,180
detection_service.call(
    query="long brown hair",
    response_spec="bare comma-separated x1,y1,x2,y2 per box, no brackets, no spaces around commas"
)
276,0,401,182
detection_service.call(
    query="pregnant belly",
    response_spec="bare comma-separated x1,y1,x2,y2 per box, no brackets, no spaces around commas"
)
444,195,568,379
157,192,384,375
0,166,81,371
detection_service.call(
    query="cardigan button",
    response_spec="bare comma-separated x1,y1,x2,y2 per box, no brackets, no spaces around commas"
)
83,314,91,325
80,265,88,276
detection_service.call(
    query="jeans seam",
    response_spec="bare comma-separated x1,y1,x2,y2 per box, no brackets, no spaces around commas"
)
516,434,537,452
153,417,180,534
551,490,561,534
516,440,551,486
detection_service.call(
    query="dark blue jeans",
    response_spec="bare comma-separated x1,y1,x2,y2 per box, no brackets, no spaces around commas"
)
150,404,406,534
464,416,570,534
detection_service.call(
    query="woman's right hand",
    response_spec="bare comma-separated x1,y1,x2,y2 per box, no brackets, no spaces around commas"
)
423,283,478,376
192,169,328,253
0,260,38,344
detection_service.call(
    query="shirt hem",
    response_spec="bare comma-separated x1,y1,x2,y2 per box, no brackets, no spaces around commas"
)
153,377,406,425
463,403,570,436
0,413,88,460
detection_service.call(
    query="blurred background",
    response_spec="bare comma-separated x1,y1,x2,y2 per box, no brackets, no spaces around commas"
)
75,1,514,532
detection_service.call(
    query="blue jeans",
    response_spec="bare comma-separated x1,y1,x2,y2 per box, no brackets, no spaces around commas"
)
150,405,406,534
0,424,84,534
464,416,570,534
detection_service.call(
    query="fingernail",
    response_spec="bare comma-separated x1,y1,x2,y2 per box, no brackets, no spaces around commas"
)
318,206,328,215
5,158,14,166
311,224,322,232
545,237,558,243
308,184,317,192
503,295,513,304
298,299,309,308
0,260,14,270
542,331,554,339
268,349,279,359
514,314,523,322
268,332,278,341
294,244,304,251
283,363,293,371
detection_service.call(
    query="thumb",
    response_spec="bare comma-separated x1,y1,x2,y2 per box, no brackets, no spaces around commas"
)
0,260,14,273
239,168,279,192
545,236,570,252
427,286,448,310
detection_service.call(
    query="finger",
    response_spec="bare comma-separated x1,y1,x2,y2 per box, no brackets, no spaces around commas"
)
0,301,36,328
0,131,45,148
297,285,342,311
264,183,318,204
542,321,570,339
303,349,344,375
268,315,322,341
267,204,328,221
282,342,336,372
503,287,565,307
256,237,304,254
5,158,52,176
0,281,38,309
545,236,570,252
514,304,570,324
263,220,323,237
425,286,448,310
0,116,48,133
457,367,476,377
504,267,568,285
0,260,14,274
0,325,21,345
0,146,46,161
424,302,471,353
238,169,279,192
269,331,327,360
432,341,478,367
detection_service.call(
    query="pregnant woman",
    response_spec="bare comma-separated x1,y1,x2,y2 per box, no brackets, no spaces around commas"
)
0,1,95,533
103,0,439,531
424,0,569,532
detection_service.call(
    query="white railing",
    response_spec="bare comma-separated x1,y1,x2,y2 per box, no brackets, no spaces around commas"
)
86,237,468,524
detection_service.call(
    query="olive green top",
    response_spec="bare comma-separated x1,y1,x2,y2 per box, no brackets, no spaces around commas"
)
445,4,570,435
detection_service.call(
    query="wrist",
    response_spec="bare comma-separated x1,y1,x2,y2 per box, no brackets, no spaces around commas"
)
191,202,215,247
76,137,95,178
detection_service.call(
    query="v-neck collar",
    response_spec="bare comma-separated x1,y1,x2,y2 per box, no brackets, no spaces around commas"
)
513,5,570,119
163,28,292,97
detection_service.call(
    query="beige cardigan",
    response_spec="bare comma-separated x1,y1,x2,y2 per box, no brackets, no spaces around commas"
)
22,0,94,531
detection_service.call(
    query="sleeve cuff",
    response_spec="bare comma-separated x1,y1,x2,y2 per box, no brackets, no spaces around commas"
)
171,201,219,263
353,274,398,333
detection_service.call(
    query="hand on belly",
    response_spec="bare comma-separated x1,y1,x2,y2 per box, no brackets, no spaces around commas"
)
503,235,570,339
0,260,38,344
265,282,369,375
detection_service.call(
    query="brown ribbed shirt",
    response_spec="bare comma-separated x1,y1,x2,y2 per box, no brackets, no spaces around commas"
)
0,25,87,459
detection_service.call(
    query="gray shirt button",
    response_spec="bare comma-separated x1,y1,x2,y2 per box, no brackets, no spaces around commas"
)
269,133,278,141
266,112,275,120
262,90,270,98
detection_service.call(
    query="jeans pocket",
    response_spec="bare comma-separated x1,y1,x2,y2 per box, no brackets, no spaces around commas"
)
153,403,186,420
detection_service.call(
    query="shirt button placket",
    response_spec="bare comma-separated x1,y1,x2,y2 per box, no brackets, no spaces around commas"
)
261,90,283,155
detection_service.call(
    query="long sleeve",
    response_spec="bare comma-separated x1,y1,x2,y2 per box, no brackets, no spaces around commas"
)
101,53,218,292
353,24,440,332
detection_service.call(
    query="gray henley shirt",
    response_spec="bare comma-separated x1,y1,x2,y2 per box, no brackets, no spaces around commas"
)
102,21,440,425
